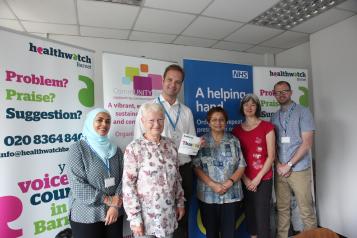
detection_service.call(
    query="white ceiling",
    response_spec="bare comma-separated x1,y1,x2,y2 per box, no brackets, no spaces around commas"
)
0,0,356,54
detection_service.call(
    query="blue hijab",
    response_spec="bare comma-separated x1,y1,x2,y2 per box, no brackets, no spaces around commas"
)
82,108,117,162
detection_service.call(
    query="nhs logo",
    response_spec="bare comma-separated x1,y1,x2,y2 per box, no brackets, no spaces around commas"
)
232,70,248,79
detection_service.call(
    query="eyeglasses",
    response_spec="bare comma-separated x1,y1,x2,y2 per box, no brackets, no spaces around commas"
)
210,118,226,123
146,119,164,125
274,89,290,96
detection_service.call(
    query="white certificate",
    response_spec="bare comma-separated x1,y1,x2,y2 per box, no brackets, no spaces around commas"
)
178,134,201,156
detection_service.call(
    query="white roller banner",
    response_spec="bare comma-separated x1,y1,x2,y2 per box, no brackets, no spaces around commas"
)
253,66,309,120
0,28,94,238
102,53,173,151
103,53,173,237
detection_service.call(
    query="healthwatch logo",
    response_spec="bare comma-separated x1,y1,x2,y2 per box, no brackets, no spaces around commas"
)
269,70,306,78
28,42,92,65
232,70,249,79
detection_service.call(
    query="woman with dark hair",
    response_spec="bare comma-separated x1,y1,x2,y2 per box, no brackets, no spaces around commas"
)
193,106,246,238
232,94,275,238
67,108,123,238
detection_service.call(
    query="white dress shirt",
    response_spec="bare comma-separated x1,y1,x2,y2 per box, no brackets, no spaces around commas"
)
133,94,196,165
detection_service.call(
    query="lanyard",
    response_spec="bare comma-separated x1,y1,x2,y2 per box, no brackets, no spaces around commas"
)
157,97,181,131
85,138,111,176
104,158,111,176
278,102,296,135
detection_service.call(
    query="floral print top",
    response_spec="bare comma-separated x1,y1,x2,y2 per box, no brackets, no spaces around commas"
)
123,136,185,238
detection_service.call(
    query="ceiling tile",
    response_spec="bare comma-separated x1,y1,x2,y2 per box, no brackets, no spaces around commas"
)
203,0,280,22
182,16,242,40
245,45,285,54
336,0,357,13
134,8,195,34
261,31,309,49
0,19,23,31
7,0,77,24
80,26,129,39
22,21,78,35
291,8,355,34
225,24,283,44
144,0,211,14
0,0,15,19
130,31,176,43
212,41,253,51
174,36,217,48
78,0,139,29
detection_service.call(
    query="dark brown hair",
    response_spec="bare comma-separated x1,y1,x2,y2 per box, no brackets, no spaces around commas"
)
239,94,261,118
207,106,228,122
274,80,291,90
163,64,185,82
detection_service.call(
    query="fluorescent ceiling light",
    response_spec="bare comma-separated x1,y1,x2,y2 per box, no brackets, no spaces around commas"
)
251,0,346,30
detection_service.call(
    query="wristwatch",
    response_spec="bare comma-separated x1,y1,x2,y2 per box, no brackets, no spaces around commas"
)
287,161,293,167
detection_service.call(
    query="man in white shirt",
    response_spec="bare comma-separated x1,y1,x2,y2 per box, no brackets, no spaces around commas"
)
133,64,196,238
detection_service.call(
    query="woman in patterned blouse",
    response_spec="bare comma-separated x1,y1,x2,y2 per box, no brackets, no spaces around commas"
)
193,106,246,238
67,108,124,238
123,103,185,238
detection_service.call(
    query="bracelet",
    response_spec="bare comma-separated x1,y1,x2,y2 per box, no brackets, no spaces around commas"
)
108,196,113,206
228,178,235,184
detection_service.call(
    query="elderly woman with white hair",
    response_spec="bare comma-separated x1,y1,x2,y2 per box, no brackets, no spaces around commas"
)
123,103,185,238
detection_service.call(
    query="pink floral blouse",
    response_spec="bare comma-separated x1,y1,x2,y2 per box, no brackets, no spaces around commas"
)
123,136,185,237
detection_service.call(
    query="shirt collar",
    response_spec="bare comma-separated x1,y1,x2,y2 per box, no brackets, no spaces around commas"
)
280,100,296,112
159,94,180,106
206,132,230,145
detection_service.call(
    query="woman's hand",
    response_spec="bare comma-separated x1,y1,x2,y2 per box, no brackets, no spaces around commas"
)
243,176,256,192
176,207,185,221
222,179,234,191
105,207,118,226
112,195,123,207
210,181,226,195
199,137,206,149
247,176,262,192
104,195,123,207
131,224,145,236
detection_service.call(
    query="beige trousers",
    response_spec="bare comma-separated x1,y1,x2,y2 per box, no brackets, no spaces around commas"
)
275,168,317,238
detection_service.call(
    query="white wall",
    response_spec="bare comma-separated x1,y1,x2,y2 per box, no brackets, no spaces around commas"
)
48,35,268,107
276,42,314,108
310,15,357,237
276,42,311,70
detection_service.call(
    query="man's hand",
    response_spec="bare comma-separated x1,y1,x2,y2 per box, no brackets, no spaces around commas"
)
280,163,292,177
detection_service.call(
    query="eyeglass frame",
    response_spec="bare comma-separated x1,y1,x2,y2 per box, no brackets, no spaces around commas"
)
274,89,291,96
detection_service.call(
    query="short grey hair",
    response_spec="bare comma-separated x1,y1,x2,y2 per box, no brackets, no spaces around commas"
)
141,103,164,117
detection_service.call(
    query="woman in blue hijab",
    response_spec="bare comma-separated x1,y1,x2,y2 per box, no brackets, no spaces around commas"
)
67,108,124,238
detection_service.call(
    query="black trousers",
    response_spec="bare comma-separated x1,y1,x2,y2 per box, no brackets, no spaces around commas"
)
199,201,239,238
244,179,272,238
173,162,193,238
70,215,123,238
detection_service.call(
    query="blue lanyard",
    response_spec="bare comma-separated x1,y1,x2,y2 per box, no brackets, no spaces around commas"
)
104,158,111,176
278,102,296,135
157,97,181,131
